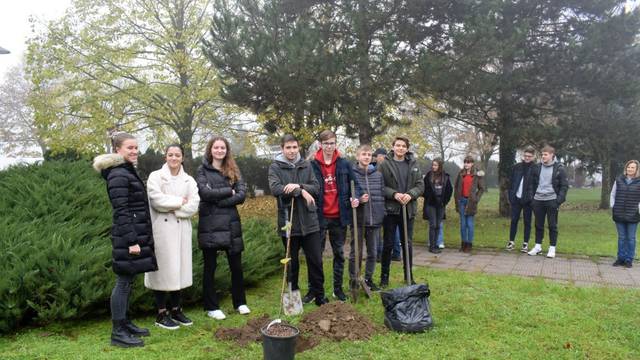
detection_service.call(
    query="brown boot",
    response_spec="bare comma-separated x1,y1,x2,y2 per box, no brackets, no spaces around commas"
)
466,242,473,253
459,241,465,252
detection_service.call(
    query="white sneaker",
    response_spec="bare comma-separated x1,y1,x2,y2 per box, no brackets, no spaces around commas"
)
506,241,515,251
237,305,251,315
438,244,445,249
520,243,529,253
527,244,542,256
206,310,226,320
546,246,556,258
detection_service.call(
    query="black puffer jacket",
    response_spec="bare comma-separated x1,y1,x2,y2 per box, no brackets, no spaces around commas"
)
93,154,158,275
196,161,246,254
612,175,640,223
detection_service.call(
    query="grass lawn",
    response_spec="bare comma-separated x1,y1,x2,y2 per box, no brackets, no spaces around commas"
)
416,187,619,258
2,262,639,360
241,187,621,258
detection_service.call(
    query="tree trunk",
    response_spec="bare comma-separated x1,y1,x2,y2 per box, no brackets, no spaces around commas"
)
498,132,516,217
599,158,613,209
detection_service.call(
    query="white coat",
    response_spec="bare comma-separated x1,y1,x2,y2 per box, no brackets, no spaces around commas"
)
144,163,200,291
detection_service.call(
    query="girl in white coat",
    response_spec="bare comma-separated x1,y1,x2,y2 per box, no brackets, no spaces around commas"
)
145,144,200,329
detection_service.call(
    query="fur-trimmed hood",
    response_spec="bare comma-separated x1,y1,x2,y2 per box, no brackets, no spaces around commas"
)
93,154,129,180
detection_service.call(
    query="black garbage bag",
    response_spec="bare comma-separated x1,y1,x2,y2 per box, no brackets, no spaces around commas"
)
380,283,433,332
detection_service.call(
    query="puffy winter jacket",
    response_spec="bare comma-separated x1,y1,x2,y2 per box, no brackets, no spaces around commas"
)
196,160,246,254
353,164,385,227
612,175,640,223
93,154,158,275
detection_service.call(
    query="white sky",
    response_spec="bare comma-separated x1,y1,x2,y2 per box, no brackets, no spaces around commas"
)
0,0,71,78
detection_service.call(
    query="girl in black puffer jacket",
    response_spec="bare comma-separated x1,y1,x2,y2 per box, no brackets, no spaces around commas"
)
197,136,250,320
93,132,157,348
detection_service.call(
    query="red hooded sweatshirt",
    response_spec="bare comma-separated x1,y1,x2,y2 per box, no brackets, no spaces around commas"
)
315,148,340,219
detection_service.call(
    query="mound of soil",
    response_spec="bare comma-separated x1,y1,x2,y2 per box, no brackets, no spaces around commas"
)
298,302,380,342
214,302,382,353
214,314,271,347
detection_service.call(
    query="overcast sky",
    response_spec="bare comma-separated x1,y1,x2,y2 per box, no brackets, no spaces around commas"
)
0,0,71,79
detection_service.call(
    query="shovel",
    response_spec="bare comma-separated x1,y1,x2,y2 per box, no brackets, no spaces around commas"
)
280,199,303,316
350,180,372,303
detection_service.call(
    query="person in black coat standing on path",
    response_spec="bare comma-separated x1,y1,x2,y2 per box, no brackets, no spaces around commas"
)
93,132,158,348
506,146,536,253
422,158,453,254
197,136,251,320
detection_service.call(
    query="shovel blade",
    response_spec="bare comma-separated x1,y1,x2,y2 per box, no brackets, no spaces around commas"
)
282,288,303,316
360,279,372,298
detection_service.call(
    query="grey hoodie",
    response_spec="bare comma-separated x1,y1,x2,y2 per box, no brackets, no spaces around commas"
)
534,159,558,201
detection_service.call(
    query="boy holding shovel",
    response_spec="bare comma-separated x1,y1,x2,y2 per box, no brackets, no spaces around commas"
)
378,136,424,288
349,145,385,292
268,134,329,307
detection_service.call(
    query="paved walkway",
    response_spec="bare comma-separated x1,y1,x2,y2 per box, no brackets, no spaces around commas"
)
409,247,640,288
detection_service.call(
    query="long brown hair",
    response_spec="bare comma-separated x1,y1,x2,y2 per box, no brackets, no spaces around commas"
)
204,136,241,184
431,158,444,184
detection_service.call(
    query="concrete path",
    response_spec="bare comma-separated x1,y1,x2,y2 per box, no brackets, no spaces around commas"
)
410,246,640,288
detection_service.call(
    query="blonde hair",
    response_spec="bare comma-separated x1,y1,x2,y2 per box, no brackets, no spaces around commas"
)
356,144,373,154
624,160,640,178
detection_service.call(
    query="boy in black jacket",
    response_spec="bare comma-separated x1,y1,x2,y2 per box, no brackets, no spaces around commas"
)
506,146,536,252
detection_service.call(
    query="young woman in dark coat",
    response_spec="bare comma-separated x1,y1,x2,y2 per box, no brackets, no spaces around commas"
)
197,136,250,320
422,158,453,254
93,132,158,348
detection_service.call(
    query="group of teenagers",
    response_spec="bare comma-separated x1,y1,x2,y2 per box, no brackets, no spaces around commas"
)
93,130,639,348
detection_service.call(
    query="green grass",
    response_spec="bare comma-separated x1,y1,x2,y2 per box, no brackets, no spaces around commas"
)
1,263,639,360
414,188,619,258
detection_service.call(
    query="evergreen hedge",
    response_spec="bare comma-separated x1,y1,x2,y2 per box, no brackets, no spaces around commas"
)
0,161,282,333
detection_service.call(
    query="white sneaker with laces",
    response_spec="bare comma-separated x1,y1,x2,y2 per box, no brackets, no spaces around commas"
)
527,244,542,256
438,244,445,249
207,310,226,320
237,305,251,315
506,241,515,251
520,243,529,253
546,246,556,258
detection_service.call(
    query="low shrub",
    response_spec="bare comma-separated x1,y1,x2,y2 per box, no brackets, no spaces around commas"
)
0,161,281,333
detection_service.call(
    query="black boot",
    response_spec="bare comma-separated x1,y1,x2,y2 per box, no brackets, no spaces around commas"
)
124,319,150,337
380,273,389,289
111,320,144,348
459,241,465,252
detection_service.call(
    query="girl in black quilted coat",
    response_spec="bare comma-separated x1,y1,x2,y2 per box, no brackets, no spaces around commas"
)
93,132,157,348
197,136,250,320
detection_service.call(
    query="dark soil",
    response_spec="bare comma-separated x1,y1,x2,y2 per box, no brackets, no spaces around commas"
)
214,302,381,353
298,302,380,342
263,323,297,337
214,314,271,347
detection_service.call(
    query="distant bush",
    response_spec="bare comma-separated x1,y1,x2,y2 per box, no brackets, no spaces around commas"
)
0,161,281,333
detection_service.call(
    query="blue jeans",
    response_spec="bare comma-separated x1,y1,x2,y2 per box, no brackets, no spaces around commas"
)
436,222,444,247
615,222,638,264
459,198,475,243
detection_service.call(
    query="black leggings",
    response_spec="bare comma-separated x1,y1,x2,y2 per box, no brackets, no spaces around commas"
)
154,290,181,311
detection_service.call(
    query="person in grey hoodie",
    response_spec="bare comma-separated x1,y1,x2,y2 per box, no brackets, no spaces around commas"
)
527,145,569,258
268,134,329,306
